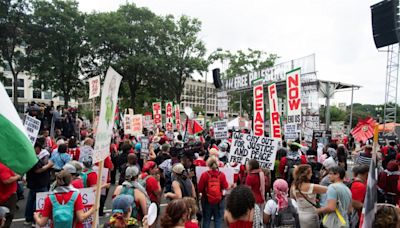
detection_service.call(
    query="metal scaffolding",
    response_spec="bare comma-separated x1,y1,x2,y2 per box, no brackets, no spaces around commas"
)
383,43,400,127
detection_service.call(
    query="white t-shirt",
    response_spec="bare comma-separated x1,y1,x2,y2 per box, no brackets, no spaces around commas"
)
264,198,298,215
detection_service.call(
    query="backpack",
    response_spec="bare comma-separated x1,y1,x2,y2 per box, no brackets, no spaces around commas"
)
285,157,301,185
120,186,139,219
206,171,222,205
308,162,321,184
176,177,192,198
271,199,299,228
138,175,151,189
49,191,79,228
80,169,93,188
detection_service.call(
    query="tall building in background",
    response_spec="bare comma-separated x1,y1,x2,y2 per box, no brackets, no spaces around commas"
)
181,79,237,118
0,68,78,113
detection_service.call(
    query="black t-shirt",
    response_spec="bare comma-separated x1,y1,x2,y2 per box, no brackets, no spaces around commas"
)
26,159,51,189
155,153,171,166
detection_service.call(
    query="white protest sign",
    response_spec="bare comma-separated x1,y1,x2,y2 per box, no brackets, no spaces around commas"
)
93,166,109,195
94,67,122,163
143,115,153,129
253,79,264,136
195,166,235,185
124,114,133,135
131,114,143,136
88,76,101,99
213,120,228,140
165,102,173,131
284,124,298,140
229,132,279,170
24,115,41,145
286,68,302,124
36,188,95,228
140,137,149,159
268,83,282,141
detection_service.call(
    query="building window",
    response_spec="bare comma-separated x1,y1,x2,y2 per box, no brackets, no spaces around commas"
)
33,90,41,99
18,79,24,88
43,91,52,100
17,104,25,113
6,89,12,97
17,90,24,98
3,78,12,87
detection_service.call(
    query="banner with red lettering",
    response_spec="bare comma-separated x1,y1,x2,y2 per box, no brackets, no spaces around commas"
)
253,79,264,136
152,102,162,126
174,104,181,131
165,102,173,131
268,83,281,140
286,68,302,124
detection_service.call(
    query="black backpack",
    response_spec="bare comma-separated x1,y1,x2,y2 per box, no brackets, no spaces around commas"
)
285,157,301,186
308,162,321,184
271,199,300,228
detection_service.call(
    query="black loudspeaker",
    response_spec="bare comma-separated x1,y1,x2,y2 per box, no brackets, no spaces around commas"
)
213,68,222,88
371,0,400,48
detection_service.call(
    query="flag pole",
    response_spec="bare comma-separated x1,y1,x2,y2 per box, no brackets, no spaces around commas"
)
92,160,104,228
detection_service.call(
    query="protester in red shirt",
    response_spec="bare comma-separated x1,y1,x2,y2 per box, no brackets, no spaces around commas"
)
63,162,84,189
0,162,20,228
33,170,96,228
377,160,400,205
350,165,369,219
81,156,97,188
245,159,265,208
140,161,162,204
193,149,207,167
198,156,229,228
67,137,80,161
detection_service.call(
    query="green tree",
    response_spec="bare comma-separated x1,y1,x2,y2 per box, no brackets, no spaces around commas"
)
210,49,278,116
26,0,86,107
0,0,31,107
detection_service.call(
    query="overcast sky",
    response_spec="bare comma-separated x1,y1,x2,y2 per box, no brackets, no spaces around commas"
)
78,0,386,105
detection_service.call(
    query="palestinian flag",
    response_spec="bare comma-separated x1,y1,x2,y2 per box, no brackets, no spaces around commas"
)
0,82,38,174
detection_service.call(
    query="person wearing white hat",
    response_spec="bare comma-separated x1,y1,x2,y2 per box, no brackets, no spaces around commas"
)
164,163,196,200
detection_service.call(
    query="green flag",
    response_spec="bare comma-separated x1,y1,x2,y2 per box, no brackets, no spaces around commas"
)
0,82,38,174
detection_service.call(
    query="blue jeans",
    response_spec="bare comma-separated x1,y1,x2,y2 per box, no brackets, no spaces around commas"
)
202,198,225,228
25,187,48,222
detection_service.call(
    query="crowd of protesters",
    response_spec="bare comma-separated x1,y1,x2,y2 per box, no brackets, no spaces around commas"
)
0,105,400,228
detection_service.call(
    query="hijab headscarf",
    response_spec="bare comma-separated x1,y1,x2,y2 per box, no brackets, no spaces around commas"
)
273,179,289,210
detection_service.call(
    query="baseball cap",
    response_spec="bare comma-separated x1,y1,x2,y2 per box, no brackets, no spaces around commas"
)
172,163,185,175
112,195,134,214
0,206,9,219
81,155,93,168
142,161,157,173
63,163,77,174
125,166,140,179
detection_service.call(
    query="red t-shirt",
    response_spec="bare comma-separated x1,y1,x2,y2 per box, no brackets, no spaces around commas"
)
350,180,366,217
82,169,97,187
0,163,17,203
67,148,80,161
198,170,229,195
193,159,207,167
141,173,160,203
245,172,264,204
42,191,85,228
71,179,84,189
95,156,114,183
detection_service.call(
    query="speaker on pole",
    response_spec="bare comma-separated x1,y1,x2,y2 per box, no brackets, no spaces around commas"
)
371,0,400,48
213,68,222,89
